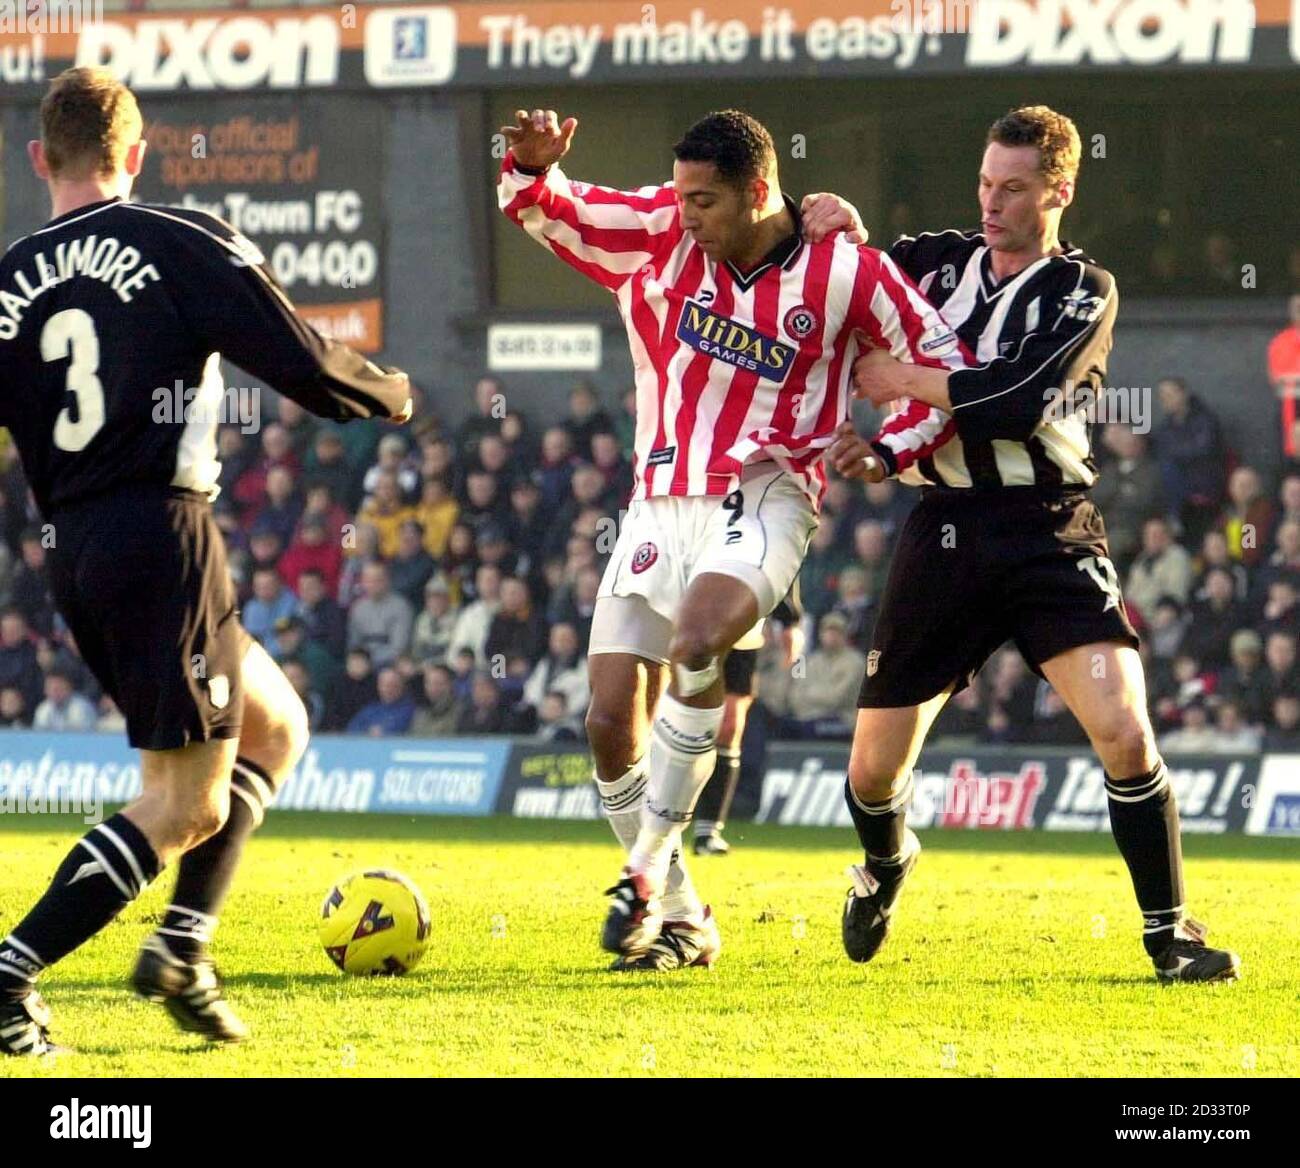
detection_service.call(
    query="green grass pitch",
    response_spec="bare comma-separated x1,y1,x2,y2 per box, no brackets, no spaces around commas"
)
0,812,1295,1077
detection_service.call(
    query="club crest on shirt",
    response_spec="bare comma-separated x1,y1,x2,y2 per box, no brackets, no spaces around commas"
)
783,304,819,340
676,298,795,382
631,542,658,574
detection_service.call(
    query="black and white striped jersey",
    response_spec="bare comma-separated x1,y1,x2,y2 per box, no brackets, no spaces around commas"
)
871,229,1118,492
0,197,409,516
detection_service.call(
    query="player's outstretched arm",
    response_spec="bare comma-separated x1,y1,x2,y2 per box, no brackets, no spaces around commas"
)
163,217,411,424
496,106,680,292
499,107,578,171
840,245,968,475
854,264,1118,447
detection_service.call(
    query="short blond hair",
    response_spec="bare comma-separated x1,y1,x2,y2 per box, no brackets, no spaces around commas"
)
40,67,142,180
987,105,1081,189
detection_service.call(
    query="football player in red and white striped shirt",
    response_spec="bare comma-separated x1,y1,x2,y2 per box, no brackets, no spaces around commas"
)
498,107,965,970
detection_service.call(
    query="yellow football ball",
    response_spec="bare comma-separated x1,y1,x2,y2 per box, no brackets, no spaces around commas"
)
319,869,432,976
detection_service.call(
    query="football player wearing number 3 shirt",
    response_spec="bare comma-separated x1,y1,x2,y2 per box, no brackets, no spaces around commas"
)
0,69,412,1055
499,107,965,970
809,106,1238,984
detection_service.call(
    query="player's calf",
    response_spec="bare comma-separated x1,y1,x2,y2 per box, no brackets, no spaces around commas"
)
841,771,920,963
145,757,276,966
150,643,304,968
133,756,278,1042
607,697,722,958
1102,760,1241,983
0,813,163,1052
626,694,724,890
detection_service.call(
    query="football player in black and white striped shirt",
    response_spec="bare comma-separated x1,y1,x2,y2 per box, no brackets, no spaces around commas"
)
809,106,1239,984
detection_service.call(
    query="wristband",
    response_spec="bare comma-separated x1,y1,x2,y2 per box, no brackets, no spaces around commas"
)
513,159,551,177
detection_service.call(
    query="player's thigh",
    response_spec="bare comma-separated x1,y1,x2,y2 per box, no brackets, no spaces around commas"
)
848,687,954,799
596,498,685,627
858,494,999,709
50,486,246,752
237,637,310,785
1005,493,1140,679
1038,641,1157,776
677,470,817,660
671,573,761,664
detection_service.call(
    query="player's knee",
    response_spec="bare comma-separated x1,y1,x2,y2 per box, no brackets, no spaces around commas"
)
848,741,911,802
668,624,727,669
171,788,229,851
1092,710,1153,777
848,762,904,805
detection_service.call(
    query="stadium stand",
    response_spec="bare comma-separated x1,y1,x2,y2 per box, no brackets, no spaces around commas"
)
0,370,1295,753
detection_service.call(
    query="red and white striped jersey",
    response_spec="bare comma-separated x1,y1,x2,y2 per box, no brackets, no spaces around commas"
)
498,154,964,510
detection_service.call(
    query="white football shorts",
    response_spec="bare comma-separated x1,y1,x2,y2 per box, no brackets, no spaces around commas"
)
589,465,818,664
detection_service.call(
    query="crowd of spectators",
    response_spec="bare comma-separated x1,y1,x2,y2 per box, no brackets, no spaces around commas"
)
0,370,1295,755
756,375,1300,753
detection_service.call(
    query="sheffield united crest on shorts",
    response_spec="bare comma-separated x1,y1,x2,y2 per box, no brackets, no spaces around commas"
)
631,542,658,574
866,650,881,677
783,304,819,340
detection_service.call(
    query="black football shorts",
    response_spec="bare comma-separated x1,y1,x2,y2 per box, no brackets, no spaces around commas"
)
48,483,250,750
858,487,1139,709
724,647,758,697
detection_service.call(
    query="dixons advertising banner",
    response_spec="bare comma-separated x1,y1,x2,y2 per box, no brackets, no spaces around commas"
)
131,97,387,351
0,1,1296,94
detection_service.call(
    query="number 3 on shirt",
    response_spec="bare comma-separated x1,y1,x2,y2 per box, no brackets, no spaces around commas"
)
42,308,106,452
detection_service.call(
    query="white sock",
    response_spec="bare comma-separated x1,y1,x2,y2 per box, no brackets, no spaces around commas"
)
662,846,704,925
595,761,648,852
597,760,700,921
629,695,724,890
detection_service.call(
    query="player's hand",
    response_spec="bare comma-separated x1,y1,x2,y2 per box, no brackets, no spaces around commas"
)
852,348,911,406
499,109,578,170
801,193,868,245
826,420,885,482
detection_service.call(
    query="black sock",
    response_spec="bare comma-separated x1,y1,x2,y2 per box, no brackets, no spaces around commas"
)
1105,761,1186,958
0,813,160,1001
695,747,741,836
160,758,273,963
845,774,912,867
